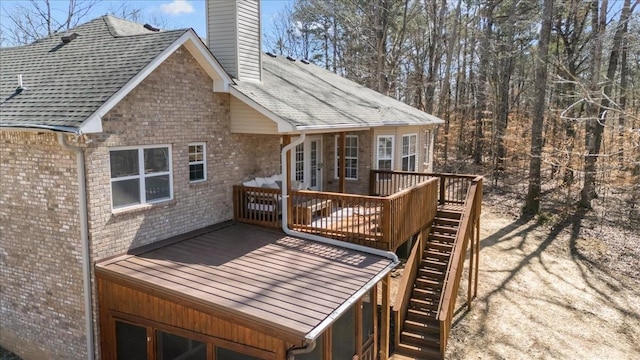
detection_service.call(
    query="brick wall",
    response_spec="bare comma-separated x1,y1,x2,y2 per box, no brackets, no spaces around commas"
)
87,46,280,259
0,132,87,359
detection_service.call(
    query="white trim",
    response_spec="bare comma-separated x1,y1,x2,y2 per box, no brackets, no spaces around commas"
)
401,133,418,172
229,87,295,132
188,142,207,183
78,30,232,134
334,134,358,180
109,144,173,210
423,129,433,170
376,135,394,170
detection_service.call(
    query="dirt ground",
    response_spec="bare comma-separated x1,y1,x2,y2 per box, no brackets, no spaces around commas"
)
445,205,640,359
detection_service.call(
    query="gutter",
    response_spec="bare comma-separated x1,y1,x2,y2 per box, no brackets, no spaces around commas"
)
281,133,399,359
58,134,94,360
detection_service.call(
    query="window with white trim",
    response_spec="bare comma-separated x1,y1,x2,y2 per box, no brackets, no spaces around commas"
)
424,130,433,168
109,145,172,209
376,136,394,170
335,135,358,180
295,143,304,182
402,134,418,171
188,143,206,182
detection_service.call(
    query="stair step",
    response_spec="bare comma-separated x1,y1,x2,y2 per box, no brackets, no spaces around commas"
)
419,267,445,278
404,319,440,334
402,330,441,347
415,277,443,290
421,258,448,269
424,249,451,260
427,242,453,252
430,233,456,243
433,217,461,227
436,209,462,219
395,342,442,359
410,298,439,311
412,287,441,299
432,225,458,235
407,308,438,321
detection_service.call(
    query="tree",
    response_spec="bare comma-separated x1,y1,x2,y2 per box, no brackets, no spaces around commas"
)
1,0,99,46
524,0,554,215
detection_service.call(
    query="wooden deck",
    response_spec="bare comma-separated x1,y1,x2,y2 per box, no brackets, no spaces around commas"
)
233,171,463,251
95,223,393,341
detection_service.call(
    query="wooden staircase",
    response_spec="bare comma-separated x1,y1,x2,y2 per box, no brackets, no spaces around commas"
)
393,209,463,360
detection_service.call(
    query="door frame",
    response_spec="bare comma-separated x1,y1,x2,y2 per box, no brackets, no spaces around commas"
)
292,136,323,191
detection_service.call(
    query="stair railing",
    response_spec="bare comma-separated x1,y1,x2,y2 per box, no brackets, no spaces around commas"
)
436,176,482,354
392,228,429,346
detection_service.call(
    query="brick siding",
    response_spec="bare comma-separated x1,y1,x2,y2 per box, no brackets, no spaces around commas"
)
0,132,86,359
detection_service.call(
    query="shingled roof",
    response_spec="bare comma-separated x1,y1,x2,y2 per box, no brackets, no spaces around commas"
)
0,16,189,133
230,54,444,131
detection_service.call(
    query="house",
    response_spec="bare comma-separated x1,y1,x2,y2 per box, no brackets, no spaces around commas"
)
0,1,481,359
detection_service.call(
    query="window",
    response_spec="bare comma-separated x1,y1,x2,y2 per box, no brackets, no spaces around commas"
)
110,145,172,209
361,290,374,343
156,330,206,360
424,129,433,168
115,321,147,360
402,134,418,171
189,143,206,182
332,304,356,359
335,135,358,180
376,136,394,170
295,143,305,182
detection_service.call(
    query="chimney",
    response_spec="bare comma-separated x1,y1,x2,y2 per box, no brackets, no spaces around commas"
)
206,0,262,82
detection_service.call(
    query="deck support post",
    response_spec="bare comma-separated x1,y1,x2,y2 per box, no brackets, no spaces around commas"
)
474,217,480,298
380,273,391,360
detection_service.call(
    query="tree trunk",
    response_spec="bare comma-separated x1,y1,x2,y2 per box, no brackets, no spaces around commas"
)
524,0,554,215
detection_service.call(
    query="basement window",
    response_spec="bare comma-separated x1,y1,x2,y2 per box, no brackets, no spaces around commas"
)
110,145,173,209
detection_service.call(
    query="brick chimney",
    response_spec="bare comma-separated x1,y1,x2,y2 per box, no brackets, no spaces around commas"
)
206,0,262,82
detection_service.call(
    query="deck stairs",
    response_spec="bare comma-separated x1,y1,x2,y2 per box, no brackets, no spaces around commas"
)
392,208,463,360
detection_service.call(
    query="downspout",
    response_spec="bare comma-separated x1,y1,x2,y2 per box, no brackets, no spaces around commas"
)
287,340,316,360
58,133,94,360
281,133,399,359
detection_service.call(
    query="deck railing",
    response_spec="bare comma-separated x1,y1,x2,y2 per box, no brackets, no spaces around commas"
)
437,176,482,354
233,172,439,251
392,229,429,346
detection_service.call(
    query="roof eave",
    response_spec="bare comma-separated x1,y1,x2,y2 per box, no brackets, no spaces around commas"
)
0,124,80,134
77,30,232,135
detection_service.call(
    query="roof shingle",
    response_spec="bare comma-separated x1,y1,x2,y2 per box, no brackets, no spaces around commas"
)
232,54,444,129
0,16,187,131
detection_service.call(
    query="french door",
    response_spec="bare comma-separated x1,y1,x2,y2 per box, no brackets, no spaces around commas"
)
293,136,323,191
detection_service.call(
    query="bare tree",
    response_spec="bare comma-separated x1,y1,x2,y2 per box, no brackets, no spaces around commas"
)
524,0,554,215
1,0,99,45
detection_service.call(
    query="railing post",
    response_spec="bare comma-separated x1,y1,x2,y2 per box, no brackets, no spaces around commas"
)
369,170,376,195
439,176,445,205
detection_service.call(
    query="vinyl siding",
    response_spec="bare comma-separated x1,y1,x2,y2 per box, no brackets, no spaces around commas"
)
207,1,238,78
230,96,278,133
237,0,261,81
207,0,261,81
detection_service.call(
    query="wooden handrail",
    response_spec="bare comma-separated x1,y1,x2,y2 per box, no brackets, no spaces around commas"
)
436,176,483,353
392,230,428,345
